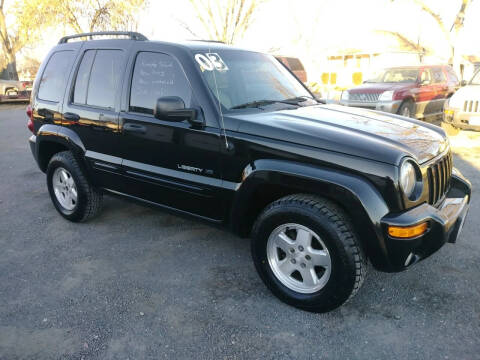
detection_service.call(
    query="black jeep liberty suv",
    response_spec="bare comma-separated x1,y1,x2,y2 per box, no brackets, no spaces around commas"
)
27,32,471,312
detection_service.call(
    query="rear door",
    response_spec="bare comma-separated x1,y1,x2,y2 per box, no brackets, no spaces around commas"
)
62,41,132,191
118,47,225,220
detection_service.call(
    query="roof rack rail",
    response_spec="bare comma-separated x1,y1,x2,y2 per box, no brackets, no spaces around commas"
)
189,39,226,44
58,31,148,44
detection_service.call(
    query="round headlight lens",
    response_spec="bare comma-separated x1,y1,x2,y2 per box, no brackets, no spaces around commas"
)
400,160,417,197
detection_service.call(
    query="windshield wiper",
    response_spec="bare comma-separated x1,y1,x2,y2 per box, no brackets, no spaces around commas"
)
231,99,300,109
282,95,321,105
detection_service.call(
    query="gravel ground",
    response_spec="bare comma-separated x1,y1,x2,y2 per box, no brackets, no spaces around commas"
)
0,104,479,360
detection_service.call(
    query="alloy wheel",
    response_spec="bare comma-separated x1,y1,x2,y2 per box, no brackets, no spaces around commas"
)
266,223,331,294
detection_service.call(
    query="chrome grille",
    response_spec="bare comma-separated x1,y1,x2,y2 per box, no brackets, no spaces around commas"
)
463,100,480,113
427,152,452,205
349,92,381,103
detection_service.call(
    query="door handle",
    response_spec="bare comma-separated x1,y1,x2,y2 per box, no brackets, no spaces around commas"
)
37,108,54,119
124,123,146,134
63,112,80,122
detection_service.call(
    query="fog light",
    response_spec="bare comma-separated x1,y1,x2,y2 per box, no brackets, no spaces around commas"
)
404,253,414,266
388,222,428,239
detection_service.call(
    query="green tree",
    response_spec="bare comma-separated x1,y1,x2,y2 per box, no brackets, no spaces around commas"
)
181,0,266,44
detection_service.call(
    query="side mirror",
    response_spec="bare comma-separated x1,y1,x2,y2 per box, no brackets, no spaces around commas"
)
460,80,467,87
154,96,202,126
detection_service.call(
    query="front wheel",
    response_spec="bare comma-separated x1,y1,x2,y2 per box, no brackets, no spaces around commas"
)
251,194,367,313
398,100,414,118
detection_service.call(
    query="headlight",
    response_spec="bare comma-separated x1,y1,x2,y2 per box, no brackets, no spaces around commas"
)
400,160,418,198
341,91,349,100
378,90,394,101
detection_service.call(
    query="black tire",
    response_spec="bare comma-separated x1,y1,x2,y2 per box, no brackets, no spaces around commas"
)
46,151,102,222
251,194,367,313
398,100,414,118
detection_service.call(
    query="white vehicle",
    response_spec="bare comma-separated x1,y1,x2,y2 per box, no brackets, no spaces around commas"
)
443,69,480,131
0,78,32,102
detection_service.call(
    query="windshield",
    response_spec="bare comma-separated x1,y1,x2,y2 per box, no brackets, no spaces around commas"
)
470,69,480,85
366,68,419,83
193,49,312,110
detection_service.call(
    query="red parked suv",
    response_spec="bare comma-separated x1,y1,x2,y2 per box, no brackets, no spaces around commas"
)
340,65,460,119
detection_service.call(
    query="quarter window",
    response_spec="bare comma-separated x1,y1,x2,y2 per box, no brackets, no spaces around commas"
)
38,51,74,102
130,52,192,115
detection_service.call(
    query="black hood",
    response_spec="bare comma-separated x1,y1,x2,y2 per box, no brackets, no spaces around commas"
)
225,104,448,165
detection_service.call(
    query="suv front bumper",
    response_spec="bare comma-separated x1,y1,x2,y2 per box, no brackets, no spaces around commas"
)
444,108,480,131
340,100,402,114
379,170,471,271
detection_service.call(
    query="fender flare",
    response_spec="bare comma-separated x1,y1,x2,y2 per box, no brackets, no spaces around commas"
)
35,124,86,172
230,159,392,269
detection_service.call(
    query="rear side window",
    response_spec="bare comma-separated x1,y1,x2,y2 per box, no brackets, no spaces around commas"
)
72,49,124,109
432,68,446,83
73,50,95,104
38,51,74,102
129,52,192,115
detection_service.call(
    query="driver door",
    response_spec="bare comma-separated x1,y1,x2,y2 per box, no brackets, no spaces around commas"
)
118,49,225,221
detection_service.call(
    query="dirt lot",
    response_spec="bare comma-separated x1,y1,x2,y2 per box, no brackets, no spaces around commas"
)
0,103,479,359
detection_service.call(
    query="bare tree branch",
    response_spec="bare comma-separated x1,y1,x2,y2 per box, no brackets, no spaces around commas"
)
183,0,264,44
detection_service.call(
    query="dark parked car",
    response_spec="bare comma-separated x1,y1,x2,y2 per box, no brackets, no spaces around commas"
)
340,65,460,119
275,56,307,83
27,32,471,312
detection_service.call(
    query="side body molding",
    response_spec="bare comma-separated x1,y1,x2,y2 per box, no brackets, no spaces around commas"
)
230,159,392,269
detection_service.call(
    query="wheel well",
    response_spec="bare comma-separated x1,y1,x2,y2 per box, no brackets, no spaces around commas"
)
236,183,380,265
400,97,414,107
237,183,298,237
4,87,17,94
38,141,69,172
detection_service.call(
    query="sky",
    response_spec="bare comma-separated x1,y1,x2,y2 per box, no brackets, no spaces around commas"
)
138,0,480,56
10,0,480,78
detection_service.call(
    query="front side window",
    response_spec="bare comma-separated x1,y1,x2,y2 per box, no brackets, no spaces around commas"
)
420,69,432,83
130,52,192,115
194,50,311,110
38,51,74,102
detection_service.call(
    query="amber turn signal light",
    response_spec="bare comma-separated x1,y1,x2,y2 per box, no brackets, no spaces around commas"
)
388,222,428,239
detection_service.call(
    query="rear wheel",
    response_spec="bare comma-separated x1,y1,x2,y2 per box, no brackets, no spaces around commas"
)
251,194,367,312
47,151,102,222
